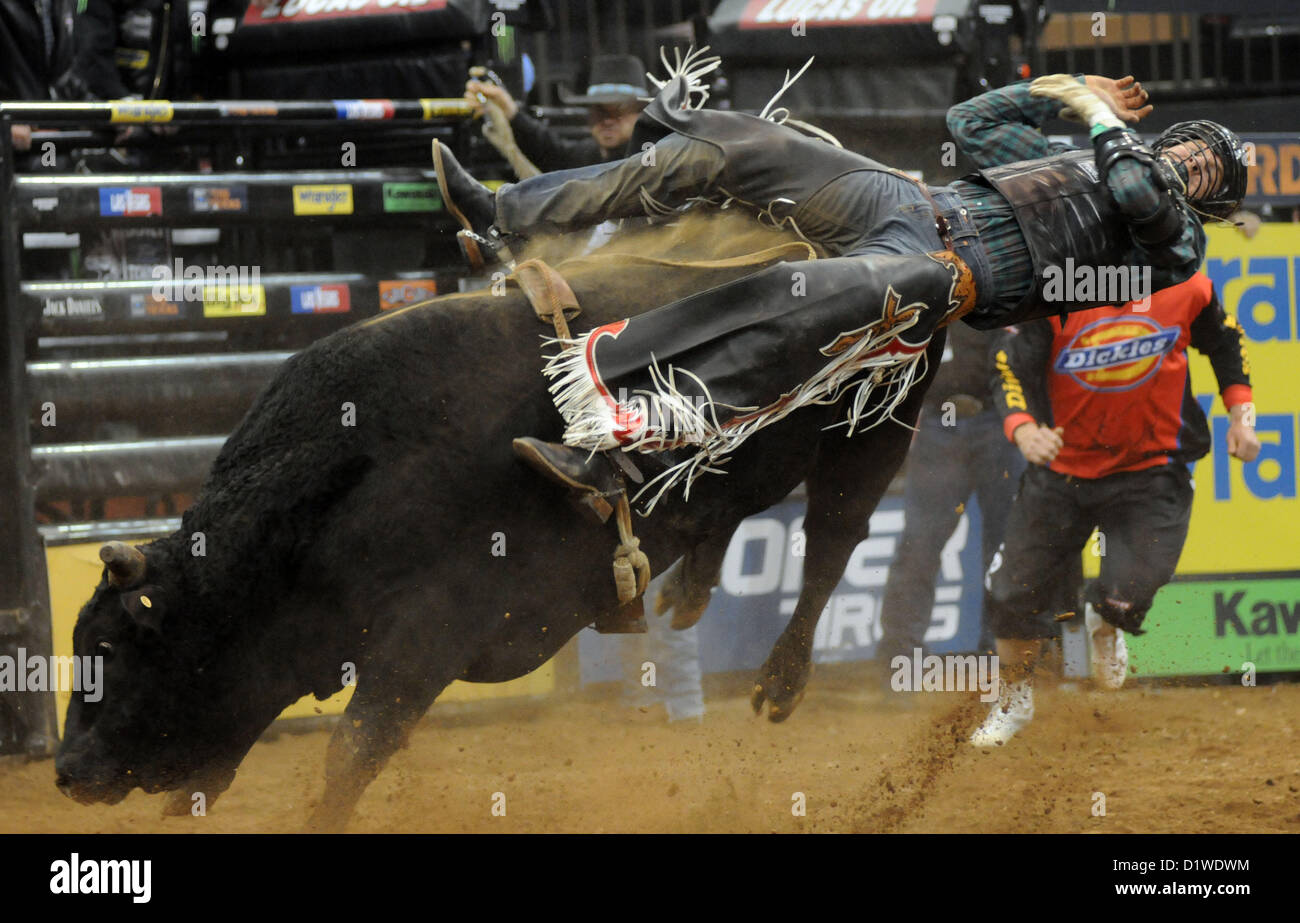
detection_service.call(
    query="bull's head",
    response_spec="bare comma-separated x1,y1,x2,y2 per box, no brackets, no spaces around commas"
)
54,538,276,809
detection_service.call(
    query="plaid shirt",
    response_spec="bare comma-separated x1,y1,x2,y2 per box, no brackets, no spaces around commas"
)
946,80,1205,303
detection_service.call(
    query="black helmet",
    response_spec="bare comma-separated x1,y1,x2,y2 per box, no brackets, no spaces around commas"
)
1153,120,1248,221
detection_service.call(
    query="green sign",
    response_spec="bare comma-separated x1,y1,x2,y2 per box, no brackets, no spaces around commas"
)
382,183,443,213
1130,576,1300,677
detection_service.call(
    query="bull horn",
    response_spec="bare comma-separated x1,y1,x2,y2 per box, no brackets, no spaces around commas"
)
100,542,147,588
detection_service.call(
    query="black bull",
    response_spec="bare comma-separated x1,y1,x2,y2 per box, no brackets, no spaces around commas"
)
54,241,946,830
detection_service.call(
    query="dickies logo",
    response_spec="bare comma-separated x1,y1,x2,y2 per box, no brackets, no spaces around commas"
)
1053,315,1180,391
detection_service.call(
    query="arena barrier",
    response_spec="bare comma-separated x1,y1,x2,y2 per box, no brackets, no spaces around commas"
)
0,98,553,755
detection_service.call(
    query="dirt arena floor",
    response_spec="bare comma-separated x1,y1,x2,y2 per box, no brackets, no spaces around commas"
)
2,665,1297,833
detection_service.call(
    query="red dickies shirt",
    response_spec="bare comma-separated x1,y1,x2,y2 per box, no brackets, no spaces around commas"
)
990,273,1252,480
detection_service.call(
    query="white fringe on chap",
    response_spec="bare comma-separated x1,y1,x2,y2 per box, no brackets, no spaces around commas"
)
540,314,931,514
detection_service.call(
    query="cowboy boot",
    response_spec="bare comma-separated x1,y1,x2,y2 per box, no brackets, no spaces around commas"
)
512,437,629,524
431,141,516,270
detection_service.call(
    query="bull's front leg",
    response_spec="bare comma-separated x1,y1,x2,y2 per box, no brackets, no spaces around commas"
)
654,531,735,630
306,601,484,832
751,338,944,722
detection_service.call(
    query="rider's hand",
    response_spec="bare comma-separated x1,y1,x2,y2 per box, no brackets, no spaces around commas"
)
465,80,518,121
1227,403,1261,462
1083,74,1153,124
1013,423,1065,466
10,124,31,152
1030,74,1124,130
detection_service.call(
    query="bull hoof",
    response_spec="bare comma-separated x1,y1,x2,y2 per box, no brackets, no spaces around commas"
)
654,567,712,630
669,603,708,631
750,679,808,723
750,657,813,723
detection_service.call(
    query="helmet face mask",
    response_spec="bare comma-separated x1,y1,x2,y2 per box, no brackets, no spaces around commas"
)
1153,120,1248,221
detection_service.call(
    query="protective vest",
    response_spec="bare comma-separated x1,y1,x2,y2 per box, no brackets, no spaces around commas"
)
968,150,1141,324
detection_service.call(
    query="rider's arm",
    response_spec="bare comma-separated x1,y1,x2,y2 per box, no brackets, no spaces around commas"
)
946,79,1079,170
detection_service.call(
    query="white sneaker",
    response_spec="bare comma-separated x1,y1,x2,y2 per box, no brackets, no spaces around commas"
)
969,679,1034,747
1086,603,1128,690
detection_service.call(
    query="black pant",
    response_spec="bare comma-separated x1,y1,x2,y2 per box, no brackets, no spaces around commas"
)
877,407,1026,659
986,463,1194,639
495,128,1000,306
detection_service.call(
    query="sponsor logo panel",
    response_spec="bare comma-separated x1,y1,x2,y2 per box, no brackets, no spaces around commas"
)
382,182,442,212
203,284,266,318
98,186,162,217
190,185,249,213
292,184,354,215
739,0,937,29
108,100,173,123
291,283,352,314
379,278,437,310
244,0,447,25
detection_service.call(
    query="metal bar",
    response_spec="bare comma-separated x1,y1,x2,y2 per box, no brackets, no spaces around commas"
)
40,517,181,546
0,114,58,755
587,0,600,64
32,436,226,503
28,352,289,436
0,99,473,125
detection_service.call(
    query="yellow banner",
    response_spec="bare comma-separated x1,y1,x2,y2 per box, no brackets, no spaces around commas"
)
1180,224,1300,574
108,100,174,123
202,284,266,318
292,184,354,215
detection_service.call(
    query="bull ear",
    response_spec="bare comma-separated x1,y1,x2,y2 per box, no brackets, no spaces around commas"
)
122,588,164,633
100,542,147,589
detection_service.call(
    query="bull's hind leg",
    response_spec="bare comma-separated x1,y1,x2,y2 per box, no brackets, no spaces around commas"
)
751,336,945,722
654,532,734,630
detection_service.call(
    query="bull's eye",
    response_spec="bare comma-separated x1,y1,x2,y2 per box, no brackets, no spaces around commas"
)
97,641,113,656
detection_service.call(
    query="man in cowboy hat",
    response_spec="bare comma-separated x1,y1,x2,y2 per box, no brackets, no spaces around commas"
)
464,53,651,172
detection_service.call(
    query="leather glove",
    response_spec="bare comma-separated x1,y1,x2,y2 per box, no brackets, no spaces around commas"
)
1029,74,1124,132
